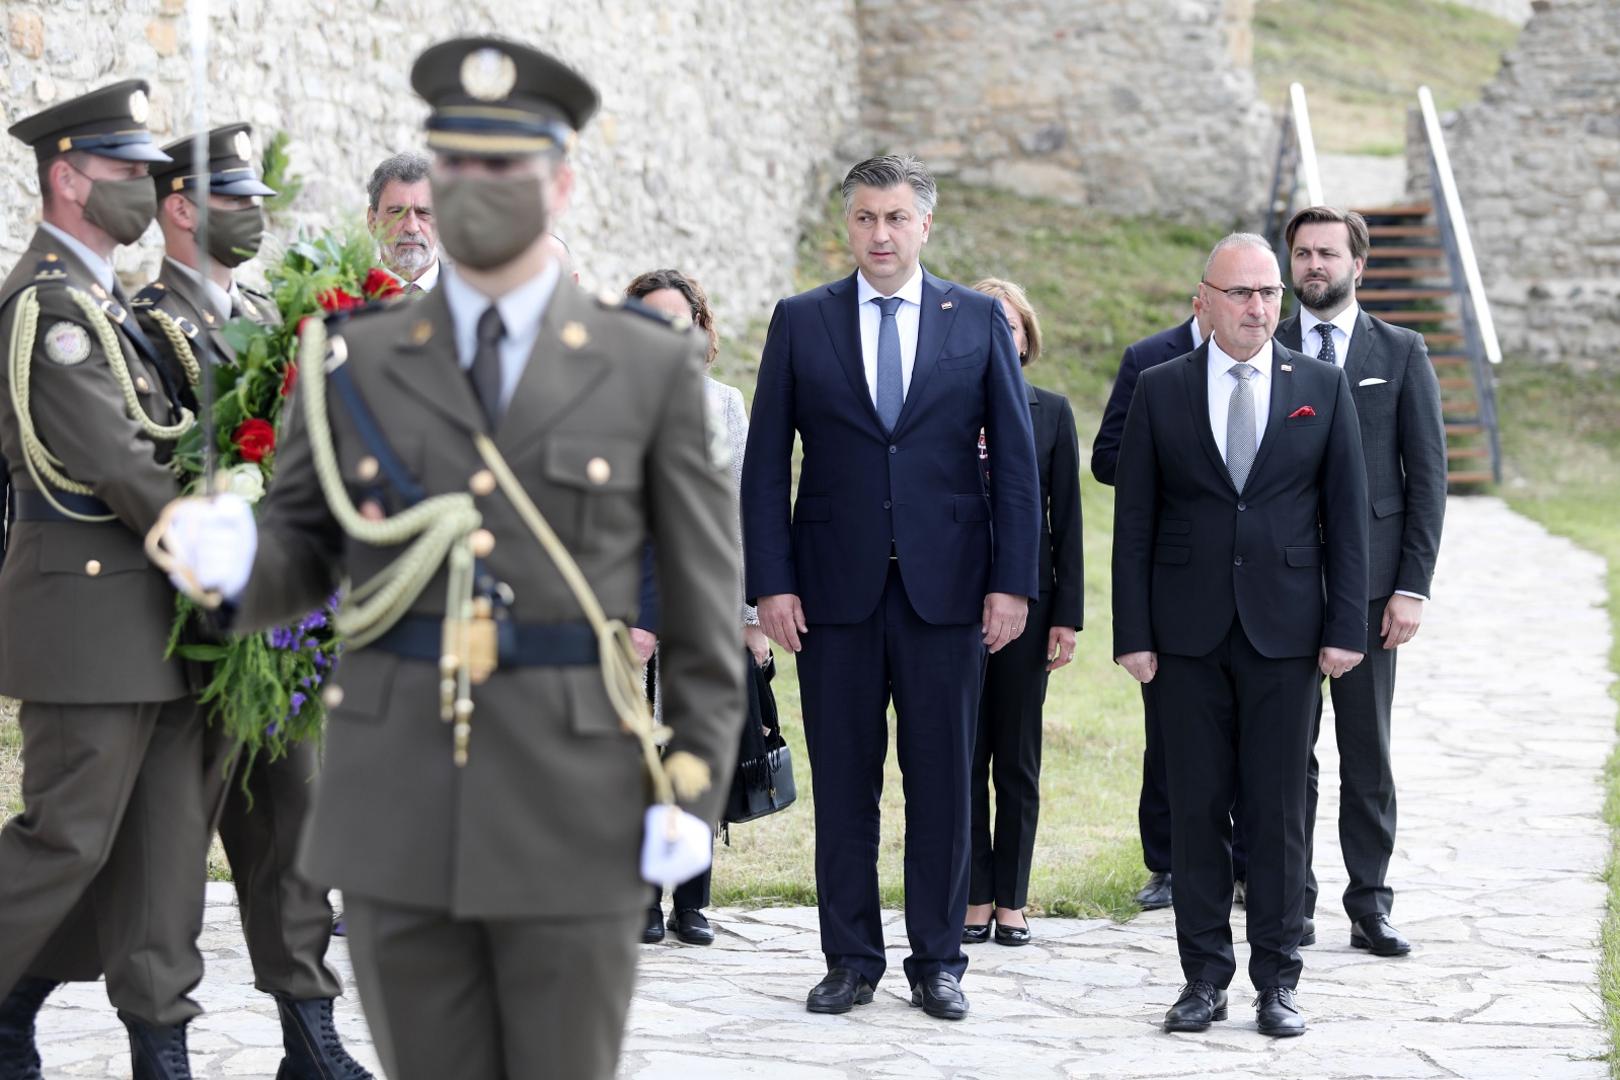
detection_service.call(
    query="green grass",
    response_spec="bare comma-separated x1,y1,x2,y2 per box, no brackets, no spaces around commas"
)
1253,0,1521,157
1493,362,1620,1076
710,184,1221,918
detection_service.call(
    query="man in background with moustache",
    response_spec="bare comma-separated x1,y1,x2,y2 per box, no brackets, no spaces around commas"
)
366,150,440,292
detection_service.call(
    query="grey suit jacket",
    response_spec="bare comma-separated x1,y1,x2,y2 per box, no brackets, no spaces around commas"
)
1277,308,1447,600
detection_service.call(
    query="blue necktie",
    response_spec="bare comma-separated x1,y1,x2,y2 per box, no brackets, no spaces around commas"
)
872,295,904,433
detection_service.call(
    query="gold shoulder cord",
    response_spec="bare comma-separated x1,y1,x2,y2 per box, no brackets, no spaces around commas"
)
7,286,194,524
142,307,203,389
289,319,692,804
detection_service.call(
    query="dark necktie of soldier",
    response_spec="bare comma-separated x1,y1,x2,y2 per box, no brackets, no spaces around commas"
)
471,304,504,428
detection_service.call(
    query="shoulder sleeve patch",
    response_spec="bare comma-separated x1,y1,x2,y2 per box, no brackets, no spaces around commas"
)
42,321,92,365
619,295,688,332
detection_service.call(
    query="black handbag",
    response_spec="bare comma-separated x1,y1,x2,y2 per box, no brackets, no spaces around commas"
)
723,650,796,825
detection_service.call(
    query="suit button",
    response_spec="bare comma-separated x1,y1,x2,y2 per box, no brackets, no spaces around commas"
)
889,446,897,454
1237,502,1247,511
883,500,892,509
1233,555,1244,567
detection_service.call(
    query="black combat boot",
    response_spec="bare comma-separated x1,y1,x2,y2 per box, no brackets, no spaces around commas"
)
120,1013,193,1080
0,977,57,1080
275,996,373,1080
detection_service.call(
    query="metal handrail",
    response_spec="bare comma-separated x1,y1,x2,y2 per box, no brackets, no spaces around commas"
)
1290,82,1324,207
1417,86,1501,366
1264,83,1324,266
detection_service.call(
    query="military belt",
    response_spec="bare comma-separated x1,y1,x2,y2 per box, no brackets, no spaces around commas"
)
9,489,113,522
372,615,600,668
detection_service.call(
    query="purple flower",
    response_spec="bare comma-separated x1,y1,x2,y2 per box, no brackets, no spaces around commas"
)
268,627,296,649
289,692,306,717
265,720,280,737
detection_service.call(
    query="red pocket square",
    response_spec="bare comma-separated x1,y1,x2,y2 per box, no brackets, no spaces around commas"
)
1288,405,1316,419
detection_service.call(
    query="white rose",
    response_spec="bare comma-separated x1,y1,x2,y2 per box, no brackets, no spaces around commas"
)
225,463,266,505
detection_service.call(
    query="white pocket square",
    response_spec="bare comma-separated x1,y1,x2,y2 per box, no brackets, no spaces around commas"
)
1358,377,1388,386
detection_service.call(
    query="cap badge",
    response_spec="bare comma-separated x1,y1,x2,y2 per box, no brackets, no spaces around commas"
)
560,322,589,350
233,130,253,161
44,322,92,366
461,48,517,102
128,89,149,125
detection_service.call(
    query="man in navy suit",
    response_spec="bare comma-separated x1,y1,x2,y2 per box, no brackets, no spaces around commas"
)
742,155,1040,1022
1093,300,1237,913
1113,234,1368,1037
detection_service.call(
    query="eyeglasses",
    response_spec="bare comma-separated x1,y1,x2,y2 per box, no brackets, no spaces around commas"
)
1201,281,1285,304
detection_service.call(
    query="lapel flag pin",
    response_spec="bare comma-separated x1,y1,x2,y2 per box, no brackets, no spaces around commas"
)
1280,363,1293,372
941,301,953,310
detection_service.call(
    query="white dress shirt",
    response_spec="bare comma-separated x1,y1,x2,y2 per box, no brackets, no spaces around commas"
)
1299,301,1359,366
855,266,923,407
408,259,441,293
1188,315,1205,352
440,259,560,413
1206,336,1274,465
41,223,114,294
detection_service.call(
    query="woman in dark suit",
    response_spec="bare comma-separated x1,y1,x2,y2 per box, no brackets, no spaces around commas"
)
963,278,1083,946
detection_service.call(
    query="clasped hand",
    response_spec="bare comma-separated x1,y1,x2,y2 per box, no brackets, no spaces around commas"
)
155,493,258,601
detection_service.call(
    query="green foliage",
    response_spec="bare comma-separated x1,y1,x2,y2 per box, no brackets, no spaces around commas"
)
259,130,303,218
1253,0,1521,156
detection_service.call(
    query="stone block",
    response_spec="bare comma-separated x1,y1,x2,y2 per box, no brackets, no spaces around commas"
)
9,11,44,59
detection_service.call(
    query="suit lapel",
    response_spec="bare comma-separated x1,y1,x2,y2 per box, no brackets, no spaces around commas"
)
496,279,611,460
1342,309,1377,387
817,273,884,433
381,287,484,435
893,271,955,437
1245,348,1293,486
1180,344,1237,493
1276,314,1303,354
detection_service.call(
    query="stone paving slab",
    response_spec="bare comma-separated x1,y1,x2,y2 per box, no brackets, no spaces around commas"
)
34,497,1616,1078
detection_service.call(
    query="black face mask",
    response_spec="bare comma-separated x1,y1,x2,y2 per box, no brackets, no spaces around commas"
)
203,204,266,268
78,173,157,245
431,172,547,270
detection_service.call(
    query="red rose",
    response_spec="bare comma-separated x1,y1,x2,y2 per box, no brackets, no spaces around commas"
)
364,267,404,300
280,362,298,399
315,288,362,314
233,418,276,463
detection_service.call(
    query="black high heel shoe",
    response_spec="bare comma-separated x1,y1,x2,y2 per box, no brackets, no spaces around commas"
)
994,919,1031,946
961,923,991,944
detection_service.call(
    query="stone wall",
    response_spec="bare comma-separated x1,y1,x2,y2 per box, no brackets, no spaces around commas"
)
853,0,1271,223
0,0,860,332
1436,0,1620,366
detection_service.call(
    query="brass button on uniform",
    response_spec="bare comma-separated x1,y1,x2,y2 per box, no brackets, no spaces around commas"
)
322,685,345,709
84,559,102,577
586,457,611,485
469,469,496,496
356,456,380,481
135,377,150,393
469,529,496,557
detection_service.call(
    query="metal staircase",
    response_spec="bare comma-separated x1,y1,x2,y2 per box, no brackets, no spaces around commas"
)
1264,85,1503,490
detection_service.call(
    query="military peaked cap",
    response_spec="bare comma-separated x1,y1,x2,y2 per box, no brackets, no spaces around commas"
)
8,79,170,163
153,123,276,198
410,36,599,158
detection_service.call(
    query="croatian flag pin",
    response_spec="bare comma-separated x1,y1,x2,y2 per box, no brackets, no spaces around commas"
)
1280,363,1293,372
941,301,953,309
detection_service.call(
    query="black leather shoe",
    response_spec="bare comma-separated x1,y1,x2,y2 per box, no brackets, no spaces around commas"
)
908,972,968,1021
1232,879,1246,907
641,906,666,944
1135,871,1173,910
1163,980,1227,1032
1350,914,1411,957
668,908,715,946
1254,986,1306,1037
0,976,56,1080
806,968,874,1014
121,1013,193,1080
994,920,1031,946
961,923,991,944
274,997,374,1080
1300,915,1316,947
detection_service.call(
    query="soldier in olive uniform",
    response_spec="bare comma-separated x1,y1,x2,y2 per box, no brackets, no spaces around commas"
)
132,125,372,1080
0,82,212,1080
161,38,746,1080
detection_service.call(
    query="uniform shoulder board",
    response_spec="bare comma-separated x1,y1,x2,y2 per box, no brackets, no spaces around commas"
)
32,255,67,283
130,283,166,309
618,295,691,333
321,297,393,330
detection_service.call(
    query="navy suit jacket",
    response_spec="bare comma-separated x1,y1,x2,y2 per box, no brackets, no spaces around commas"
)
1111,343,1370,660
742,269,1041,626
1091,317,1196,486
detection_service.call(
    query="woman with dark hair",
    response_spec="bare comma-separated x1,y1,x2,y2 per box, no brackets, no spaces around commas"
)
962,277,1083,947
625,269,768,946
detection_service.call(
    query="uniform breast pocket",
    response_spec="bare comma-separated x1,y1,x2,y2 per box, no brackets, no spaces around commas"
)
38,532,149,577
543,435,644,551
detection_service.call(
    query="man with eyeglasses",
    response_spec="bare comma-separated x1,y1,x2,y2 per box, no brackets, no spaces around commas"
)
366,150,440,292
1112,233,1369,1038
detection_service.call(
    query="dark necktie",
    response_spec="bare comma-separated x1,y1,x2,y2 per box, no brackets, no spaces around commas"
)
1314,322,1337,367
470,305,505,428
872,295,904,433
